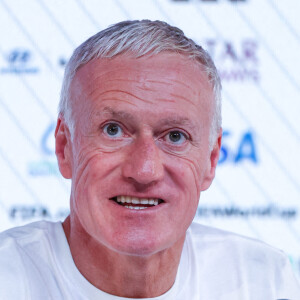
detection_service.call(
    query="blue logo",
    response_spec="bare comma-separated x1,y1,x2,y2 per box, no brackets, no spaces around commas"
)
58,56,68,67
219,130,258,164
41,122,56,156
1,49,39,74
27,122,58,176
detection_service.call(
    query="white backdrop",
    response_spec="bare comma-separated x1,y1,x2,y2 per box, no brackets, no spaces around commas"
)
0,0,299,280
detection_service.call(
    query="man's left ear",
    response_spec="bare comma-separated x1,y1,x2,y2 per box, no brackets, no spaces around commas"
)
201,128,222,191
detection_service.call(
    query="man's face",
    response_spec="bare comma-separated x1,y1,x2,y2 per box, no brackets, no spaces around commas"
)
57,53,221,256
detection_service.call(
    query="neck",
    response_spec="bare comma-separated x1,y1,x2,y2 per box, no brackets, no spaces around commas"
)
63,216,185,298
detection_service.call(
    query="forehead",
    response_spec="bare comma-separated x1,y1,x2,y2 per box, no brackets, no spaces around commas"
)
70,53,214,123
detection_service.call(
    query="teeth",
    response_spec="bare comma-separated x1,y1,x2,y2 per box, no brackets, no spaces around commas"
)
141,199,149,204
132,197,139,204
116,196,160,205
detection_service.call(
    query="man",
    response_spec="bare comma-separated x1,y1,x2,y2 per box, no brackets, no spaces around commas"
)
0,20,299,299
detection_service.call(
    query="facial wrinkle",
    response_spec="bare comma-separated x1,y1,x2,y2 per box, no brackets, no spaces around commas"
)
188,157,202,196
104,78,150,84
163,146,202,191
166,78,195,90
86,68,135,83
169,93,198,107
87,69,172,90
97,98,138,107
97,75,191,90
110,90,154,104
172,155,201,197
73,146,118,203
72,162,90,218
146,79,196,96
155,98,176,103
136,85,155,92
73,147,96,188
95,78,159,92
145,79,173,86
89,89,154,105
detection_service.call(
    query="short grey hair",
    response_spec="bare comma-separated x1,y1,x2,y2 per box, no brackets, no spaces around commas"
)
59,20,222,148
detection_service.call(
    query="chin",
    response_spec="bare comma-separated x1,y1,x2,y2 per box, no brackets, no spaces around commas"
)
108,232,168,257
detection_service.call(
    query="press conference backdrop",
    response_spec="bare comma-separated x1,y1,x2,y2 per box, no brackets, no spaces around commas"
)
0,0,299,279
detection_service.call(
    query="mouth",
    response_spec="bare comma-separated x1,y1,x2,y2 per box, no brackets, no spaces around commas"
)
110,196,164,210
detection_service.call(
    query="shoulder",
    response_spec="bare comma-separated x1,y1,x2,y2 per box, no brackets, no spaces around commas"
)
185,222,300,297
0,220,63,267
187,221,292,275
0,221,62,297
0,220,61,260
188,221,286,258
0,220,60,249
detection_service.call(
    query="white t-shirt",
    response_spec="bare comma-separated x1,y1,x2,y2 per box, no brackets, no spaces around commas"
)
0,221,299,300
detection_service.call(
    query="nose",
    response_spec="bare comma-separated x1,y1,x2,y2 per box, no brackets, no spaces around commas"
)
122,136,164,187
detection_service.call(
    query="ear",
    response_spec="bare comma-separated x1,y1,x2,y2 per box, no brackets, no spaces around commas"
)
201,128,222,191
55,117,72,179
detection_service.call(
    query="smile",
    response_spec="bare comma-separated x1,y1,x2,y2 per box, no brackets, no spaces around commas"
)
111,196,164,210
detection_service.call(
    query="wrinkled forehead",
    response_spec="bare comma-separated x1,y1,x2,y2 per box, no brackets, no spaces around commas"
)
69,53,214,121
73,53,211,88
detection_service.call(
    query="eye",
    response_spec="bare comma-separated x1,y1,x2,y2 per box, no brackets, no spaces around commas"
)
103,123,123,138
166,130,187,145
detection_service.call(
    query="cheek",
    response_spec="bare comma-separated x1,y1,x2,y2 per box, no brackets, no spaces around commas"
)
70,152,118,239
166,152,205,200
70,145,110,205
71,149,118,199
71,138,123,182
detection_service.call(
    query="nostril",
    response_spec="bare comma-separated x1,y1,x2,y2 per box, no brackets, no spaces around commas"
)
121,143,164,186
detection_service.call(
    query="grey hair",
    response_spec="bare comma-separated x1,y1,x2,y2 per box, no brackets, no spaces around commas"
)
59,20,222,148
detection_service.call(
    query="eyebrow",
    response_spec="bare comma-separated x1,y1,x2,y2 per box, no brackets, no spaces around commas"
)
159,116,196,129
97,106,135,120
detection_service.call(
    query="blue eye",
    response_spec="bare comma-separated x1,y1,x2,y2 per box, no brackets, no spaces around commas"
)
103,123,123,137
167,131,187,144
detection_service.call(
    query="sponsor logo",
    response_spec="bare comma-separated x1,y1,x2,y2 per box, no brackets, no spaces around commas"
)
27,122,58,176
1,49,39,74
9,205,69,221
196,205,297,219
41,122,55,156
219,130,258,165
27,160,59,176
204,39,259,82
58,56,68,67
